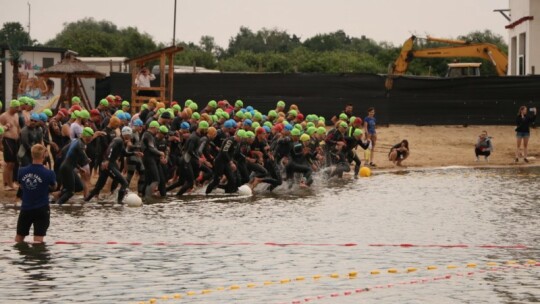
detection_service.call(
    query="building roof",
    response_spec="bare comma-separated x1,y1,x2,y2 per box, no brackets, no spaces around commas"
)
78,57,128,62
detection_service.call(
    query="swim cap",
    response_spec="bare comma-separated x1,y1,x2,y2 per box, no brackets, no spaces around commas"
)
198,121,209,129
109,116,122,128
117,113,126,121
149,121,160,128
27,98,36,107
263,121,273,128
235,111,244,119
253,112,263,121
30,113,41,121
157,108,166,116
243,112,252,119
72,96,81,103
300,134,310,142
306,122,315,129
268,110,278,118
124,113,132,121
82,127,94,137
159,125,169,134
235,100,243,108
141,104,148,110
208,100,217,108
79,110,90,119
353,117,363,126
148,98,157,106
288,110,297,117
284,124,293,131
189,102,198,111
349,116,356,124
172,104,181,112
306,126,317,135
237,129,247,138
99,99,109,107
0,127,4,135
339,113,348,120
42,109,53,117
296,113,304,121
122,100,130,107
317,126,326,135
277,100,285,108
246,131,255,138
224,120,235,129
263,125,271,133
121,126,133,136
184,99,193,107
294,124,303,131
339,121,348,129
353,128,363,137
191,112,200,120
252,122,260,129
160,111,172,119
115,110,125,116
207,126,217,137
291,128,301,136
180,122,190,130
133,119,144,126
10,100,20,107
243,119,252,126
38,113,48,122
156,102,165,110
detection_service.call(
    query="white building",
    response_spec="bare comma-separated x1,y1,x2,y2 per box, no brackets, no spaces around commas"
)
506,0,540,75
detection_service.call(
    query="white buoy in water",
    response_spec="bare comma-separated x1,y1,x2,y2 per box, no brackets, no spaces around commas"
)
237,185,253,196
124,193,143,207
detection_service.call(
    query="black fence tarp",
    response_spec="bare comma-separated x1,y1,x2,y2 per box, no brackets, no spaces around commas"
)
102,73,540,125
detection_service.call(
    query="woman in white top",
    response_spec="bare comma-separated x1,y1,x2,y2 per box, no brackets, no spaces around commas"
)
135,67,156,97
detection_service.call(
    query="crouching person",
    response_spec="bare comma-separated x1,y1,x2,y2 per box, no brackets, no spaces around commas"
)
475,131,493,162
388,139,409,166
15,144,56,243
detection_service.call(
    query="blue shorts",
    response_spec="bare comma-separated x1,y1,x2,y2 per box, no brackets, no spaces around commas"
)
516,132,530,139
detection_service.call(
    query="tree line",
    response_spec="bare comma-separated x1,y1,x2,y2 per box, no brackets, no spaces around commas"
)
2,18,508,77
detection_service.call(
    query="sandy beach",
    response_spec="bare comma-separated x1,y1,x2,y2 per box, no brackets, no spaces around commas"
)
1,124,538,198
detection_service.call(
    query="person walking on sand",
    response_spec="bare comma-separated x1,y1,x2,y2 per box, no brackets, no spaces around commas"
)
515,105,536,163
15,144,56,243
363,107,377,166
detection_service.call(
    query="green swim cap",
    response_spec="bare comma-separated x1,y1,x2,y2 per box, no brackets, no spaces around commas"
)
208,100,217,108
291,128,301,136
0,126,4,135
192,112,201,120
82,127,94,137
72,96,81,103
43,109,53,117
349,116,356,124
0,101,2,109
300,134,310,142
317,126,326,135
159,125,169,134
288,110,297,117
122,100,130,107
28,98,36,107
221,112,230,119
115,110,125,116
10,100,20,107
252,122,260,129
339,121,348,128
306,122,315,129
18,96,29,105
353,128,363,137
157,108,166,115
79,110,90,119
141,104,148,110
277,100,285,108
253,112,263,121
189,103,198,111
268,110,278,118
149,121,160,128
243,112,252,119
319,116,325,122
211,115,218,123
237,129,247,138
264,121,273,128
185,99,193,107
294,124,303,131
99,99,109,107
306,126,317,135
246,131,255,138
235,100,243,107
339,113,348,120
235,111,244,119
198,120,209,129
172,104,181,112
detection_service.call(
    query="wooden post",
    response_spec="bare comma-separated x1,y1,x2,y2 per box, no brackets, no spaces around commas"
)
160,53,166,102
168,53,174,102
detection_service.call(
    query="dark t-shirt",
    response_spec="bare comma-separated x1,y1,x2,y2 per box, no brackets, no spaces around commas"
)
18,164,56,211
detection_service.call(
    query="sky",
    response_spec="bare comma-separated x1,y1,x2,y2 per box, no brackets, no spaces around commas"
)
1,0,510,48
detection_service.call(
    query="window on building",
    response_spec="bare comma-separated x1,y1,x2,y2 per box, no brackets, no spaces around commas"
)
43,58,54,69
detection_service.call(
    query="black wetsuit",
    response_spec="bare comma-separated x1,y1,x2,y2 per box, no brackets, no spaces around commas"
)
343,136,370,176
286,142,313,186
174,131,202,196
18,125,44,167
57,139,90,205
206,136,238,194
141,131,162,198
85,137,130,203
126,132,145,195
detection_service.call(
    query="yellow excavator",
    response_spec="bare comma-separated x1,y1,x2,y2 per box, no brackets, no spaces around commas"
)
385,35,508,90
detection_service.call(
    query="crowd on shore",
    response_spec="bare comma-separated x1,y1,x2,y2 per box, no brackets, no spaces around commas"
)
0,96,404,206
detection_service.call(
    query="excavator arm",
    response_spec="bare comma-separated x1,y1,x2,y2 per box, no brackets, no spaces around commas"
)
385,35,508,90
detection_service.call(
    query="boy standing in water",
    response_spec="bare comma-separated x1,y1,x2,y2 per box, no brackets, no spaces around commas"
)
15,144,56,243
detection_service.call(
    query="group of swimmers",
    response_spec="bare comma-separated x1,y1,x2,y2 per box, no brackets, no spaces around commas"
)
0,95,394,205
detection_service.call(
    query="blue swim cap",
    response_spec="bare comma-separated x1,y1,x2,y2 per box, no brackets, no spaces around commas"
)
30,113,40,121
133,119,143,126
117,113,126,121
284,124,293,131
38,112,48,122
246,106,254,112
180,122,190,130
124,113,132,121
224,119,235,129
243,119,252,126
263,125,271,133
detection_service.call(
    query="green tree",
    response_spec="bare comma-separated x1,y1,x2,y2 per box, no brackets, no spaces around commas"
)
0,22,33,99
46,18,157,57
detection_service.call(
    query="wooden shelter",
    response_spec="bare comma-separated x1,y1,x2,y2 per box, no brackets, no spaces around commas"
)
36,52,105,110
125,46,184,113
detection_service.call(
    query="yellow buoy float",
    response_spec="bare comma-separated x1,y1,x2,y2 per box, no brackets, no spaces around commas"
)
359,166,372,177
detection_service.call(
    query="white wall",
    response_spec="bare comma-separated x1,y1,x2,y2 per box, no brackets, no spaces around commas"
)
3,50,62,109
508,0,539,75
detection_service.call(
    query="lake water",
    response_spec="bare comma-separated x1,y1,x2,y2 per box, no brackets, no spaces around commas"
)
0,166,539,303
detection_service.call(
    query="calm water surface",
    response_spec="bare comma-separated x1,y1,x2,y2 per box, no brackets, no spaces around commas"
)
0,167,539,303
